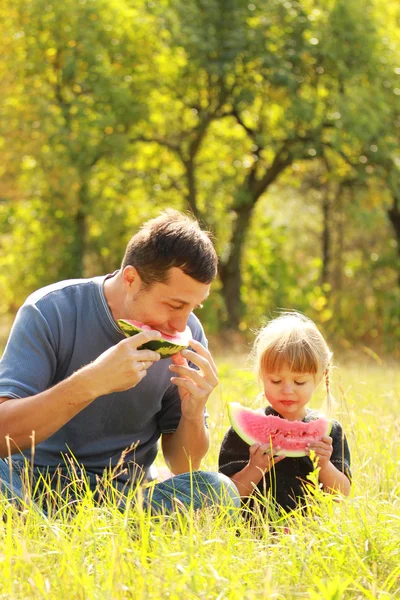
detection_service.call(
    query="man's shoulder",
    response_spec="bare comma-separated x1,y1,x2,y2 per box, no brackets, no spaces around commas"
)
17,275,111,335
26,276,104,307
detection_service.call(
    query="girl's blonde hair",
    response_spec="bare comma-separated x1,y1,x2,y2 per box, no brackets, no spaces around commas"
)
251,311,334,414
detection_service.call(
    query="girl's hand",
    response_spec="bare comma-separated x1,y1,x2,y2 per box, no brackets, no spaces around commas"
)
229,444,286,498
248,443,286,474
306,435,333,469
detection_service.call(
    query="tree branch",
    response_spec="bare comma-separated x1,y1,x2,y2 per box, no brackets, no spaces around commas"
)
131,135,184,160
251,140,292,199
228,107,256,139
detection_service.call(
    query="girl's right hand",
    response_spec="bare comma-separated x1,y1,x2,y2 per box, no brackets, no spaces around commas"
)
248,443,286,473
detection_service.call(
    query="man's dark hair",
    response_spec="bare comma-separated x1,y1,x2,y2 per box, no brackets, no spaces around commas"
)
121,209,218,285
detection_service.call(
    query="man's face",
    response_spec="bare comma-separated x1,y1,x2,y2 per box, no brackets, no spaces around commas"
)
128,267,210,336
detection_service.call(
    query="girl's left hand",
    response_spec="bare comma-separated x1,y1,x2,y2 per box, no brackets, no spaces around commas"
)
306,435,333,469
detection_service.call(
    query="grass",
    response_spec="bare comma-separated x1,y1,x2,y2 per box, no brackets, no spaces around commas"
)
1,351,399,599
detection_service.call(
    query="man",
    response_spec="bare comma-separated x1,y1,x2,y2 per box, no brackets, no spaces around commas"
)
0,210,239,513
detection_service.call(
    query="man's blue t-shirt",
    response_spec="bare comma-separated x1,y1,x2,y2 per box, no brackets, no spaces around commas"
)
0,274,207,482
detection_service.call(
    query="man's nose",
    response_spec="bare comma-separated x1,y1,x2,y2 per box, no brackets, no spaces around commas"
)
168,314,189,333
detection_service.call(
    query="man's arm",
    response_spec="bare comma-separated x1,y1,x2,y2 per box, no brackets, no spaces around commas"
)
161,417,209,474
0,331,161,458
160,339,218,474
0,370,98,457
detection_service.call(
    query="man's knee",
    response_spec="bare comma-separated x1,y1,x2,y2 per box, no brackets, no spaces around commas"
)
189,470,241,508
0,458,12,490
0,459,24,502
144,470,240,514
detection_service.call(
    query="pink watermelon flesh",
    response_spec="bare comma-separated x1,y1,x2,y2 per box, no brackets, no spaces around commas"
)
119,319,191,345
228,402,331,458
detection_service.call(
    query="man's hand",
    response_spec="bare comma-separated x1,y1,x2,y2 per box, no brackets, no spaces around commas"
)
87,331,162,397
168,338,218,421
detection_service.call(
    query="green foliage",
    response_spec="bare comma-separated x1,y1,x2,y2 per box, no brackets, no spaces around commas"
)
127,0,400,332
0,0,399,350
0,0,158,300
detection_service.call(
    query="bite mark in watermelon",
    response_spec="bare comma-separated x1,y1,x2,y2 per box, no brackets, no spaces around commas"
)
117,319,191,358
228,402,331,458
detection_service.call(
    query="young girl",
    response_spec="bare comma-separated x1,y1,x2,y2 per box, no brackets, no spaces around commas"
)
218,312,351,515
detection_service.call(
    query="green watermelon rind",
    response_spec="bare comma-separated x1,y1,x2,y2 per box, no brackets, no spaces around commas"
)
117,319,190,358
228,401,332,458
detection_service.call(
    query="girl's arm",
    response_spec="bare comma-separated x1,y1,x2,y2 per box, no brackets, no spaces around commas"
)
229,444,285,497
307,434,351,496
318,459,351,496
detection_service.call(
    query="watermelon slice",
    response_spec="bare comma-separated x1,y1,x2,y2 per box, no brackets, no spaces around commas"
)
228,402,332,458
117,319,191,358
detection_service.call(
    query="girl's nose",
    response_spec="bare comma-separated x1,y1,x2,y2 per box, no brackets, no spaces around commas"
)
282,383,295,394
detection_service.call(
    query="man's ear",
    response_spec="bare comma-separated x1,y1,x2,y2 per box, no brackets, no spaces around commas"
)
122,265,142,293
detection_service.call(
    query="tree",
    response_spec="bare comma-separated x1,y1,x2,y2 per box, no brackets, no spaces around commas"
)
133,0,392,327
0,0,157,309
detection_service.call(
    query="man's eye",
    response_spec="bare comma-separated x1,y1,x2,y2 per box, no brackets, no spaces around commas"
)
295,381,306,386
271,380,281,384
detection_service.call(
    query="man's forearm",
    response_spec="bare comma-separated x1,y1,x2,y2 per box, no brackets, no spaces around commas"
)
162,416,210,474
0,367,99,458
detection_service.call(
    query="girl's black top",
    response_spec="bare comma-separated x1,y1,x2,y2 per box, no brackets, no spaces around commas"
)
218,406,351,514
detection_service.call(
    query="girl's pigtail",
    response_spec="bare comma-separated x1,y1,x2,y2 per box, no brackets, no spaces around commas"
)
322,364,337,417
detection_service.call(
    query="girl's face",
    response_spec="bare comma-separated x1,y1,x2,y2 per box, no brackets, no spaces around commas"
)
261,365,321,421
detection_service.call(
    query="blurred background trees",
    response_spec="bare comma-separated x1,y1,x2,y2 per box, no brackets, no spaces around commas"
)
1,0,399,355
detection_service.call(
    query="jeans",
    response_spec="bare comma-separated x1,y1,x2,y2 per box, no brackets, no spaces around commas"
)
0,458,240,516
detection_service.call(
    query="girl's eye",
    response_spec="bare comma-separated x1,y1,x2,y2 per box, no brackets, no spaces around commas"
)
270,379,307,385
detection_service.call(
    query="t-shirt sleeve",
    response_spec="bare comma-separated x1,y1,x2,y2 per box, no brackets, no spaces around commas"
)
329,420,352,481
156,313,209,434
218,427,250,477
0,303,58,399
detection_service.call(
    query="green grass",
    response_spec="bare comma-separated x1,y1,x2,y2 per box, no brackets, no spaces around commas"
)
1,353,399,599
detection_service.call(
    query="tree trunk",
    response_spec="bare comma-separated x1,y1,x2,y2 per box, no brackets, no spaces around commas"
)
387,194,400,287
181,131,292,328
320,190,331,286
219,204,255,328
333,185,345,324
69,180,88,278
184,157,200,220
